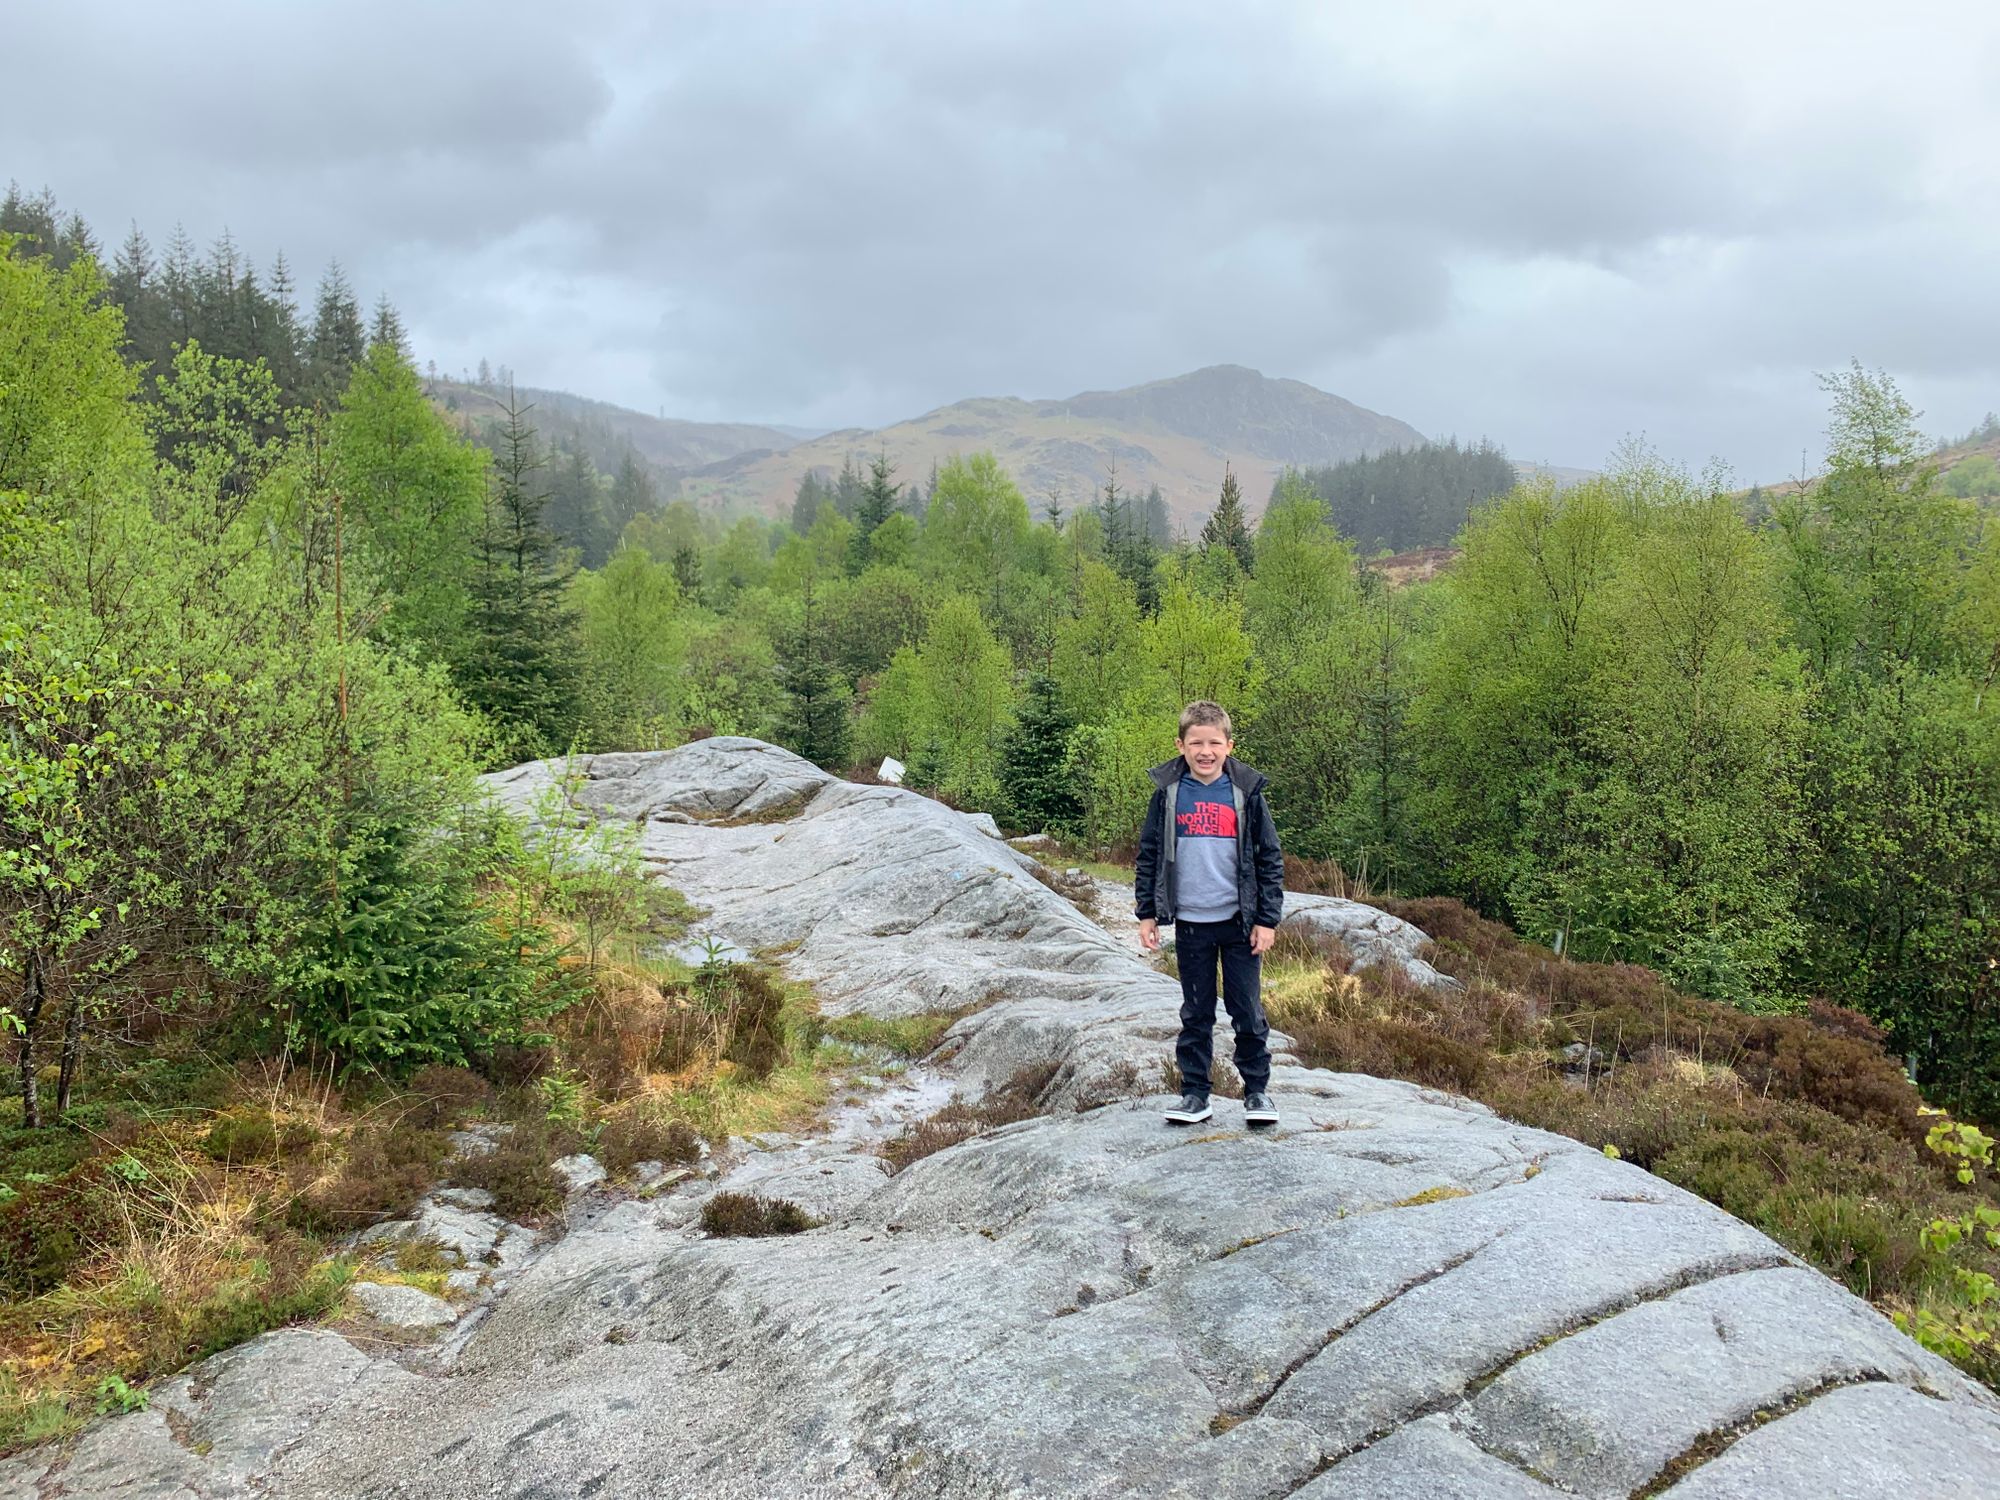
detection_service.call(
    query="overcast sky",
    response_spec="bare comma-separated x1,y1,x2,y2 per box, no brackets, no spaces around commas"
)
8,1,1998,480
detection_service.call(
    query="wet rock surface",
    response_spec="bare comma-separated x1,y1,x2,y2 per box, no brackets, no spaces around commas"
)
19,739,2000,1499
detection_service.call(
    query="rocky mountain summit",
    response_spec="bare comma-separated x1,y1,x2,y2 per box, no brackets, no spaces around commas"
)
12,739,2000,1499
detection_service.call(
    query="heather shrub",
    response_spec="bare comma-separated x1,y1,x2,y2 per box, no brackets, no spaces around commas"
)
404,1066,492,1128
722,965,789,1082
882,1062,1058,1172
700,1192,816,1237
595,1111,701,1175
286,1125,447,1234
448,1119,578,1220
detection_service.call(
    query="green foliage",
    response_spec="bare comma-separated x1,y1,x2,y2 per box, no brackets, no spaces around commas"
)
332,341,487,660
1199,464,1256,575
454,389,582,765
1291,438,1517,553
1773,366,2000,1111
1241,475,1366,858
774,579,854,769
999,674,1084,833
917,453,1031,609
1898,1110,2000,1376
92,1374,147,1416
1050,560,1148,724
282,790,571,1078
1064,710,1173,851
573,544,683,750
820,1010,962,1058
862,594,1017,806
1410,457,1805,1004
1946,454,2000,501
848,451,899,575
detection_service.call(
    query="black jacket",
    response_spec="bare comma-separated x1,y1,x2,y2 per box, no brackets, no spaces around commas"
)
1134,755,1284,934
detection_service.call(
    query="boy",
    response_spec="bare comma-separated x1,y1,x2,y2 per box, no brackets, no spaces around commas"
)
1134,700,1285,1128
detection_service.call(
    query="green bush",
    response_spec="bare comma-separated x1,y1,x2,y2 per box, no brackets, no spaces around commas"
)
201,1112,318,1164
281,792,576,1080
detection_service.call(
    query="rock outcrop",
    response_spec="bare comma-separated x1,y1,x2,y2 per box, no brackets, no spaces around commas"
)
16,739,2000,1499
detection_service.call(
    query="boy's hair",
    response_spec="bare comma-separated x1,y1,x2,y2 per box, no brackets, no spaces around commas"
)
1177,700,1233,739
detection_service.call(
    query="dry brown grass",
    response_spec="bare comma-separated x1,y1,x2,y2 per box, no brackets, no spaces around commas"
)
881,1062,1061,1172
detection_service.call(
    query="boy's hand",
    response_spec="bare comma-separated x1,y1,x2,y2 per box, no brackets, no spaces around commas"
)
1250,925,1276,956
1137,918,1161,951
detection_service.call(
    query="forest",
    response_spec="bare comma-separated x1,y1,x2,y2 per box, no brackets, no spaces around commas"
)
2,195,1999,1432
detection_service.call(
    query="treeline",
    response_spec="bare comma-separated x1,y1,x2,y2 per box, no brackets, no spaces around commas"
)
1289,438,1519,552
0,184,399,415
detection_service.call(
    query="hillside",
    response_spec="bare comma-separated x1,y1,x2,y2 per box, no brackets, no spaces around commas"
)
429,380,803,476
677,364,1428,531
1737,419,2000,508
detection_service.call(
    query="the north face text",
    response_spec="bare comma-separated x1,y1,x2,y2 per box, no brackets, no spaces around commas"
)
1176,800,1237,839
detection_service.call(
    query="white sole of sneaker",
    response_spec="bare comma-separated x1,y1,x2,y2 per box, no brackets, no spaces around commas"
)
1243,1108,1278,1128
1164,1105,1213,1125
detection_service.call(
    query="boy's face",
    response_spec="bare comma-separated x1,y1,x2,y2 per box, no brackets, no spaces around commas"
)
1177,723,1231,781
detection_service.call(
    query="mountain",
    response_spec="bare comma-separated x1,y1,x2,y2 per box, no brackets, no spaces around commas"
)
677,365,1428,531
430,380,802,475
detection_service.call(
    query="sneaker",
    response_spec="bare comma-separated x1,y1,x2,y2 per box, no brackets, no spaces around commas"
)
1243,1091,1279,1128
1164,1092,1212,1125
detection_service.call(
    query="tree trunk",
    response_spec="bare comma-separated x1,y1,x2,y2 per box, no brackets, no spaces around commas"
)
54,991,87,1119
16,950,48,1130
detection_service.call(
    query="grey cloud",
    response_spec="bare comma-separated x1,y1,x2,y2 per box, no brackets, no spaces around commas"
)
4,0,1997,475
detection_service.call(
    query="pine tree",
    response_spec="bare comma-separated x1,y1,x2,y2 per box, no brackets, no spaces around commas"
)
260,250,305,404
998,673,1083,832
1201,463,1256,574
307,261,365,405
1098,465,1159,614
606,449,656,543
369,295,409,359
834,453,865,519
791,470,828,533
848,450,897,575
160,223,199,348
455,389,581,762
774,578,853,769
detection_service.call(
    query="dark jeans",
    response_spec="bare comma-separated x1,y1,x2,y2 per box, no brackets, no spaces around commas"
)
1174,918,1270,1097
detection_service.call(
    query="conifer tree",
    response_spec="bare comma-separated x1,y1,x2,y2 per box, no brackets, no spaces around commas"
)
1201,463,1256,575
455,389,581,762
848,450,897,575
791,470,828,533
307,261,366,405
834,453,865,519
999,673,1083,832
369,295,409,359
775,577,853,768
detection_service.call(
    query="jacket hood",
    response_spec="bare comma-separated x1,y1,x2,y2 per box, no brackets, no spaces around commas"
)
1148,754,1268,795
